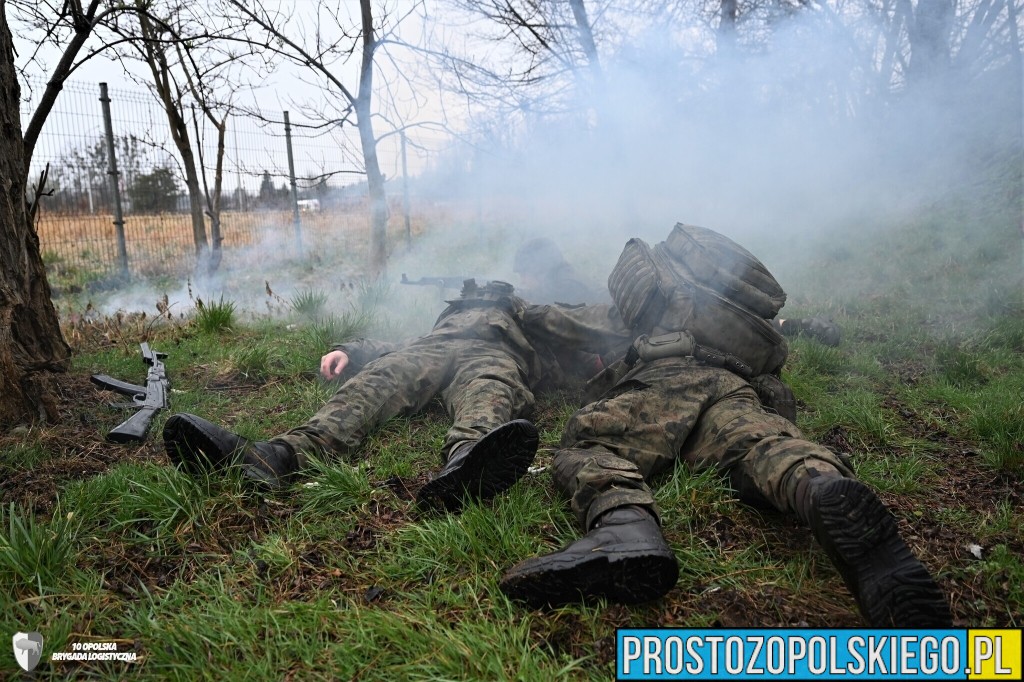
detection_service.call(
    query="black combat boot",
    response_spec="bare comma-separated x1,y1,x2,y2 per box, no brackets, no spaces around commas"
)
796,475,952,627
416,419,539,513
499,505,679,608
163,413,297,490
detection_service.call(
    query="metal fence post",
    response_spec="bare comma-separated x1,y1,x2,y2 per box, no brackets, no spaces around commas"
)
99,82,129,279
283,111,302,253
401,130,412,245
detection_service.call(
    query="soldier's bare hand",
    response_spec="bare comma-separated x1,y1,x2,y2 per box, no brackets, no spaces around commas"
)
321,350,350,380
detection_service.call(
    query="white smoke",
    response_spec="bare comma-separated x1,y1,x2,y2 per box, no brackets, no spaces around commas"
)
74,4,1021,331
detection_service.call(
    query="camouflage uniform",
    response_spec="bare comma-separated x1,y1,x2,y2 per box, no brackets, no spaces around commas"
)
554,355,854,530
501,225,950,626
271,287,630,466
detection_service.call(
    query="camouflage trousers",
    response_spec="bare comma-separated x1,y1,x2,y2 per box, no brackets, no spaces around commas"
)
554,356,853,530
274,337,535,466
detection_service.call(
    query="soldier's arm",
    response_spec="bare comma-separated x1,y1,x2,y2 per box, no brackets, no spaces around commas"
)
328,338,405,375
522,303,634,358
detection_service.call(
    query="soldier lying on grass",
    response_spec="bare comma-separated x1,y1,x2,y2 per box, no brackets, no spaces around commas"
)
163,278,631,513
499,223,951,628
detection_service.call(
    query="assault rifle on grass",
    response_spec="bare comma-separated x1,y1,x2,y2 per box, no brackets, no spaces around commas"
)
400,274,476,290
90,342,169,443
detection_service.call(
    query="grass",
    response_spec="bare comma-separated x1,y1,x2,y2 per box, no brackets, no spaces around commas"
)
38,209,381,282
194,295,237,334
289,288,329,320
0,503,82,600
229,342,276,380
3,189,1024,678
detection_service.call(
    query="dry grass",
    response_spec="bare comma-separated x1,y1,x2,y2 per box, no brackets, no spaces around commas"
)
36,204,456,279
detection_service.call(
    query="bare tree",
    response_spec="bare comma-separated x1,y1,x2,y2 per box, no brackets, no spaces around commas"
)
2,0,228,425
902,0,956,84
15,0,250,274
718,0,739,53
134,9,213,266
443,0,606,119
188,102,228,273
16,0,113,170
3,0,174,427
220,0,426,275
105,1,255,274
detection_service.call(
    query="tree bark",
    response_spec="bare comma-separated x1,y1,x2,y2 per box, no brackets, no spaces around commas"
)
0,4,72,428
138,12,210,264
359,0,388,276
718,0,738,55
905,0,955,86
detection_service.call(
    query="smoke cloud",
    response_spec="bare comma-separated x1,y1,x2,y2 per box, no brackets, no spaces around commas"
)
77,4,1021,337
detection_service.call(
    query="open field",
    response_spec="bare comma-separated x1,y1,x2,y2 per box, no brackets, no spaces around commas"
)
36,203,451,286
2,186,1023,679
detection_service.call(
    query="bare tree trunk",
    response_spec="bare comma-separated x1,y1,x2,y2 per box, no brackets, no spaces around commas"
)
0,6,71,428
359,0,388,276
139,12,210,264
180,139,210,261
207,118,226,272
568,0,601,75
191,104,226,274
1007,0,1023,296
718,0,738,54
905,0,955,85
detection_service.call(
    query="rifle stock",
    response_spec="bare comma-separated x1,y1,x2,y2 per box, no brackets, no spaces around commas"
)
107,406,160,443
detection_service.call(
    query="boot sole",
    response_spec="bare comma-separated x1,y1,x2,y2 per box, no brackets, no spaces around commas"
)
163,413,242,475
500,542,679,608
814,478,951,627
417,420,539,513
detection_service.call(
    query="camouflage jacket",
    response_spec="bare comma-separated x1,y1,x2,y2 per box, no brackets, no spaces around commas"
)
332,302,632,391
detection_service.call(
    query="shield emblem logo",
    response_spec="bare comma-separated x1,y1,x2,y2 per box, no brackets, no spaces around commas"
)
13,632,44,672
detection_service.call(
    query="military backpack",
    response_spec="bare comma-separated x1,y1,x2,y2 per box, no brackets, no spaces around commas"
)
607,223,789,376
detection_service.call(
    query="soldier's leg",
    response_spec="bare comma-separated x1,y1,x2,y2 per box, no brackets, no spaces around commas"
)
418,346,539,512
556,371,711,529
552,447,658,530
685,384,951,627
500,378,683,607
681,381,848,514
165,342,453,489
275,341,454,461
440,345,536,450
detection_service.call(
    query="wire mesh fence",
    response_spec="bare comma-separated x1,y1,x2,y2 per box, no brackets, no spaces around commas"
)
20,74,458,281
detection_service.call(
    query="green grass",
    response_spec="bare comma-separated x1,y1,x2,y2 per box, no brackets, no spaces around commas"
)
61,463,213,550
968,391,1024,473
229,342,277,380
5,182,1024,677
194,295,237,334
935,341,991,389
0,503,82,600
289,288,330,320
294,456,376,515
300,313,371,356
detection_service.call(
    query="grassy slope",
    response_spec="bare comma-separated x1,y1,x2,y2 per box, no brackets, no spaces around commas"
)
2,186,1023,680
